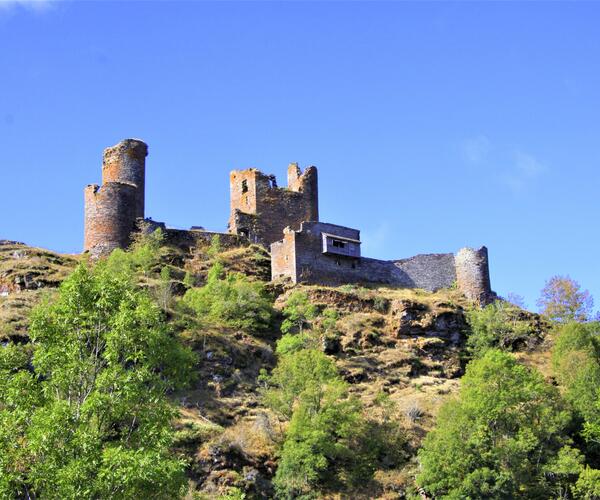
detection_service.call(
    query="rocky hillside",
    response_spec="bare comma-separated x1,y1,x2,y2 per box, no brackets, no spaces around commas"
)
0,240,79,341
0,237,550,499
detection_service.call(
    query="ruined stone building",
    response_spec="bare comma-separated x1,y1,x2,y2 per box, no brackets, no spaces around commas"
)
83,138,494,303
270,222,493,303
84,139,240,258
228,164,318,247
84,139,148,256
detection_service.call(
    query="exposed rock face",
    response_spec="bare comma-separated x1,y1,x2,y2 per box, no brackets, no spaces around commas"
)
0,242,79,340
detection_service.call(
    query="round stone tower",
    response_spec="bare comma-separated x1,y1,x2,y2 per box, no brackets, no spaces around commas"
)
102,139,148,218
83,139,148,256
84,182,138,256
455,246,493,305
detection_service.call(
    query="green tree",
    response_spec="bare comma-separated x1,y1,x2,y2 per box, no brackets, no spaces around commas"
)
417,350,572,499
465,301,537,357
264,340,396,498
552,322,600,451
183,262,274,332
273,376,363,499
537,275,594,323
281,291,318,335
0,263,195,499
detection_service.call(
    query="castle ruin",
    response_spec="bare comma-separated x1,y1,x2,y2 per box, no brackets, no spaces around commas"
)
84,139,147,256
228,164,318,247
83,139,495,304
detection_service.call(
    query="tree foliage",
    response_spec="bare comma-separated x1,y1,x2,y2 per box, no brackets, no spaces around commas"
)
0,262,195,499
280,291,318,335
465,301,537,357
417,350,573,499
537,275,594,323
552,322,600,454
264,321,404,498
183,262,274,332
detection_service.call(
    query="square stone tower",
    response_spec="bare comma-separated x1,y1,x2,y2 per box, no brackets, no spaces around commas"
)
228,163,318,247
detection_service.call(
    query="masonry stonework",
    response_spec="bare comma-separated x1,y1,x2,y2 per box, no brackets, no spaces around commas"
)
84,139,147,256
84,182,138,256
271,222,494,303
455,246,493,304
81,139,495,304
102,139,147,218
228,164,318,247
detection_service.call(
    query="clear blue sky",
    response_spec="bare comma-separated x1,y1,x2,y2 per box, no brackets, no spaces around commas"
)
1,1,598,313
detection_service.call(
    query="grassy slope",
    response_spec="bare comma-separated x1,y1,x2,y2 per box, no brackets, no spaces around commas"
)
0,241,79,341
0,238,551,499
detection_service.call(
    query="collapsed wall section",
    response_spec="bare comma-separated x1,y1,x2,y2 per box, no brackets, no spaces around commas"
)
84,182,138,256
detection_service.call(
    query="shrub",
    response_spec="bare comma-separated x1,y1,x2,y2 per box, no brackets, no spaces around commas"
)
183,262,274,332
106,226,165,277
465,301,537,357
280,291,318,334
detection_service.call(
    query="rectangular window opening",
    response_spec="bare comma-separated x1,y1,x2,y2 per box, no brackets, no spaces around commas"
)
241,179,248,194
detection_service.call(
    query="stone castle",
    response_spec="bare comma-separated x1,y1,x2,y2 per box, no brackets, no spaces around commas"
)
84,139,494,304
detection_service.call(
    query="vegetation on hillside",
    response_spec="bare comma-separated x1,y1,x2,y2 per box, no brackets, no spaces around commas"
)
0,261,195,498
1,233,600,498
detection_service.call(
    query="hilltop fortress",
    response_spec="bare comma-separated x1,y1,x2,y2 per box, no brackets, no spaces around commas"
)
84,139,495,304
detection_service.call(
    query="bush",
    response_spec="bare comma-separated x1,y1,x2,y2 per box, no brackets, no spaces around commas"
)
281,291,318,335
465,301,537,357
106,225,165,277
183,262,274,332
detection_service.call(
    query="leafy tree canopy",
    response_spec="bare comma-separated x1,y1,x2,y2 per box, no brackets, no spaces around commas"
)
183,261,274,333
537,275,594,324
0,262,195,499
417,349,573,499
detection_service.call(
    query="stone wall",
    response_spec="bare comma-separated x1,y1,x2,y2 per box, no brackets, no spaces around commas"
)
271,222,494,302
229,165,319,247
392,253,457,291
83,182,138,256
